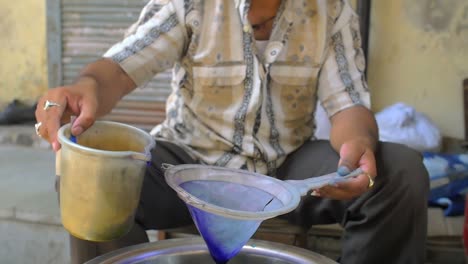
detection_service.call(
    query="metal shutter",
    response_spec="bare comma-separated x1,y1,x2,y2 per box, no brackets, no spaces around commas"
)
46,0,170,131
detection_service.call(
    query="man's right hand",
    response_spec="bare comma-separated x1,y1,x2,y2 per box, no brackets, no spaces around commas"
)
35,77,99,151
35,59,137,151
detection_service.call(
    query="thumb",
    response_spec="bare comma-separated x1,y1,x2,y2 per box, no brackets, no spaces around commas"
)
337,142,362,175
71,100,97,136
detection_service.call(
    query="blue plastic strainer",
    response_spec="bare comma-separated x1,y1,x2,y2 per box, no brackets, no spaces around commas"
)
165,164,362,263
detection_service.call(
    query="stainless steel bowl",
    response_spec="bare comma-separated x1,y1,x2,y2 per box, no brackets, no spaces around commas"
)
85,237,338,264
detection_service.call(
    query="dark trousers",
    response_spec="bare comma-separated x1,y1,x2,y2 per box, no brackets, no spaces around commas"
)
67,140,429,264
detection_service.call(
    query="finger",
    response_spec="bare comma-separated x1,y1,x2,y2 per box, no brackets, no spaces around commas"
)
359,149,377,179
336,174,371,194
35,102,47,141
71,97,97,136
318,175,370,200
51,111,75,151
338,143,363,173
35,97,64,143
34,121,45,140
316,185,351,200
43,99,68,151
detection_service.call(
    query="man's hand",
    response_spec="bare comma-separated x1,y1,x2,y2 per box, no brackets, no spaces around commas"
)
34,59,136,151
313,105,378,200
35,78,99,151
313,138,377,200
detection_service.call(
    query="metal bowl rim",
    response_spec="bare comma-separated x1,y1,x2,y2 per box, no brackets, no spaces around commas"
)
85,237,338,264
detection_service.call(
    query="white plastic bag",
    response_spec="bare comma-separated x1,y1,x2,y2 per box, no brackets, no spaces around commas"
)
376,102,442,152
314,102,331,140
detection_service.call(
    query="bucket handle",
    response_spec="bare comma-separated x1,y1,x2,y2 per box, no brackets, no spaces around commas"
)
130,152,152,162
131,140,156,162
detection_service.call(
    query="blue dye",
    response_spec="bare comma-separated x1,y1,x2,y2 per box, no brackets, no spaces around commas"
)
187,204,261,263
180,180,282,263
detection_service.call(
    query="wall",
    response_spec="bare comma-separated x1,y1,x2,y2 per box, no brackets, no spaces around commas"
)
0,0,48,106
367,0,468,139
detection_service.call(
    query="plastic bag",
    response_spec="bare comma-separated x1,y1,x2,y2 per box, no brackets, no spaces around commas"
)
314,102,332,140
376,102,442,152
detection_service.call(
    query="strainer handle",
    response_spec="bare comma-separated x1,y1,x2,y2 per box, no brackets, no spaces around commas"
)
285,168,364,196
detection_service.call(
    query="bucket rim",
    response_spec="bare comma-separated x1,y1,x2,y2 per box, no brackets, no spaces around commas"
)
164,164,301,221
57,120,155,160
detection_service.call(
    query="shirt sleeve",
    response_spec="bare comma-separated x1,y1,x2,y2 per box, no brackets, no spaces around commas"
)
103,0,188,87
317,0,371,118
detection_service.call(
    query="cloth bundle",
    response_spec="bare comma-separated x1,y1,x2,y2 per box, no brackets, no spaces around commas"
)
423,152,468,216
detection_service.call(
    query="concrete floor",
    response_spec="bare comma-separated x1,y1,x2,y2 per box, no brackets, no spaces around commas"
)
0,144,70,263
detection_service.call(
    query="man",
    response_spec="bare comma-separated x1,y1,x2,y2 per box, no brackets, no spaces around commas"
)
35,0,429,263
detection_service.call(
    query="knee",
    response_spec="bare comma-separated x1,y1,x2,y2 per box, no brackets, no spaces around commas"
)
377,142,429,201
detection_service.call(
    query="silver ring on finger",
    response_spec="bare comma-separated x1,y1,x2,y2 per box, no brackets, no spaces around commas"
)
43,100,61,111
35,122,43,137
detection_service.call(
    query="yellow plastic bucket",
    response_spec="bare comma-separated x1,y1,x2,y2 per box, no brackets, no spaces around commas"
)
57,121,154,241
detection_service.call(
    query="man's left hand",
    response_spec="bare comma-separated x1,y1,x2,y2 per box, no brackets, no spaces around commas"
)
313,139,377,200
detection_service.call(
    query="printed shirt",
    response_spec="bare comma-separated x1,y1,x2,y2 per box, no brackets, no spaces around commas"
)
103,0,370,176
